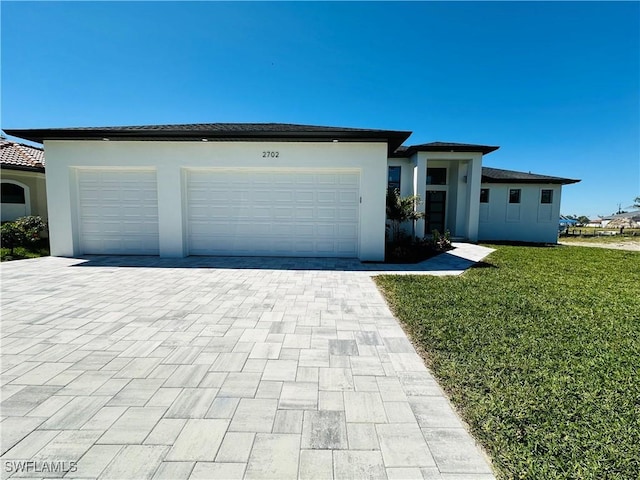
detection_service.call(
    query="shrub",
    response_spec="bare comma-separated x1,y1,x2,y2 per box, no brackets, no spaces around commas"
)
386,188,424,243
1,222,24,255
429,229,453,252
0,216,47,255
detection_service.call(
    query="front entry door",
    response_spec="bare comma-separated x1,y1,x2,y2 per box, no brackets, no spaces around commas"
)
425,191,446,235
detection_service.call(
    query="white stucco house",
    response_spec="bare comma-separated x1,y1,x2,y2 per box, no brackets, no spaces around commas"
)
5,123,579,261
1,137,48,222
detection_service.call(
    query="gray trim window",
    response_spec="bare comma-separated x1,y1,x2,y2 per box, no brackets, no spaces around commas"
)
509,189,521,204
480,188,490,203
426,168,447,185
541,189,553,204
388,166,401,192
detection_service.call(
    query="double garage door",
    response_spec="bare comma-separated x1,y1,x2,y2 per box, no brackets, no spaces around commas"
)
77,169,360,257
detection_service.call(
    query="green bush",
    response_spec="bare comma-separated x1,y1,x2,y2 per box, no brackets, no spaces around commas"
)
429,229,452,252
1,216,47,255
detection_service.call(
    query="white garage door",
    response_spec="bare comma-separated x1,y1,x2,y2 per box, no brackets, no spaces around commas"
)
187,170,359,257
78,169,159,255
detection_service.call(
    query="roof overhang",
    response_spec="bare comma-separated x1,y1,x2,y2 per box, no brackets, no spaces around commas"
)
0,163,45,174
481,166,580,185
392,142,499,157
481,177,580,185
4,124,413,156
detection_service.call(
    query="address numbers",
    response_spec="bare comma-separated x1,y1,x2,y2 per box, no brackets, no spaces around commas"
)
262,151,280,158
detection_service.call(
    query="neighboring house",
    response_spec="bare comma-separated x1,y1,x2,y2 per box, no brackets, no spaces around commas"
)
606,211,640,229
600,216,613,228
586,217,603,228
6,123,579,260
0,136,47,222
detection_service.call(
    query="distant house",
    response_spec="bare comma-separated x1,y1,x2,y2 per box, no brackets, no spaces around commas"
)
7,123,579,259
586,217,603,228
0,137,47,222
606,211,640,229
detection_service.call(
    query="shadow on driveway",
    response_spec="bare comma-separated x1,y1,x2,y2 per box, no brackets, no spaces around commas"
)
65,242,495,276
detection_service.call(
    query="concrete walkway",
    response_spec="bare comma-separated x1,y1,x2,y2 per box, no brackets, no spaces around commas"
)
1,244,495,479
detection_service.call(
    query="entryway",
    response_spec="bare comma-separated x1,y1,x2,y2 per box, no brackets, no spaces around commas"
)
425,190,446,234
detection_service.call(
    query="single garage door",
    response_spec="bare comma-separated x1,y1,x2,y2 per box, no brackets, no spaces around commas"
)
77,169,159,255
187,170,359,257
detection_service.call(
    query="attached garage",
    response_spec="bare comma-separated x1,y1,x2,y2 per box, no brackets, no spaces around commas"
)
7,123,411,261
77,169,159,255
186,169,359,257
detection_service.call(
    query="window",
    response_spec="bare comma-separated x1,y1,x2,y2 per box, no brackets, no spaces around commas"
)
541,189,553,204
509,189,521,204
426,168,447,185
480,188,490,203
388,166,401,192
1,182,26,204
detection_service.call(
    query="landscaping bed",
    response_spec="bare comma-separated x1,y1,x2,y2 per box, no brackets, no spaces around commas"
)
376,245,640,479
1,241,50,261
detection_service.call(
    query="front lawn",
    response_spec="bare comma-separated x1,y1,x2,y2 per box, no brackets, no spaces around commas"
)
376,245,640,479
561,235,640,245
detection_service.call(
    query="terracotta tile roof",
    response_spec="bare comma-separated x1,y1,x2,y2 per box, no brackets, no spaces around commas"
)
482,166,579,185
0,137,45,172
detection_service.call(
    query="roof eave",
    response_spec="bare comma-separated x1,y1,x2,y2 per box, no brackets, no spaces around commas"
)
0,163,45,173
481,177,581,185
5,128,412,156
400,145,500,156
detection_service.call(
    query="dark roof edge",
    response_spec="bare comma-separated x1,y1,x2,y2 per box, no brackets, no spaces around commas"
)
393,143,499,157
4,126,412,153
0,163,46,173
481,167,580,185
481,177,580,185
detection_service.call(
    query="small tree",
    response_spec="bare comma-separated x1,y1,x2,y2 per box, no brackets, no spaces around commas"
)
386,189,424,244
634,196,640,208
577,215,590,226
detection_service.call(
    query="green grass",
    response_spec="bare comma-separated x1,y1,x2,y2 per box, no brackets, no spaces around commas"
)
375,245,640,479
561,235,640,245
0,243,50,261
564,227,640,237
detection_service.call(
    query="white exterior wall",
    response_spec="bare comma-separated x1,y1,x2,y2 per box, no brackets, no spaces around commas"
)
478,183,562,243
408,152,482,240
0,171,48,222
44,140,389,261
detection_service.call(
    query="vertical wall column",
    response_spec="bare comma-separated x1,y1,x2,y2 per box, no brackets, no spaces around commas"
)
359,146,388,261
466,155,482,242
413,154,427,237
156,165,186,257
44,142,76,257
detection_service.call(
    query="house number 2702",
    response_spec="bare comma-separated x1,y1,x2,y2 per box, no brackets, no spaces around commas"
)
262,151,279,158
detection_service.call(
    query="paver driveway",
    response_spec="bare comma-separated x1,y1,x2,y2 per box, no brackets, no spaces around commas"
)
1,254,494,479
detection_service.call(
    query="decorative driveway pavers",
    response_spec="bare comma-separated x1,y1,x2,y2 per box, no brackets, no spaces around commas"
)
1,245,495,479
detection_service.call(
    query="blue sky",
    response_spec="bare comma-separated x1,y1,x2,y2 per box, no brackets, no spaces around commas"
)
2,1,638,218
